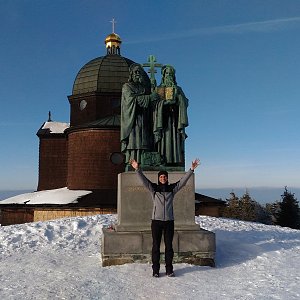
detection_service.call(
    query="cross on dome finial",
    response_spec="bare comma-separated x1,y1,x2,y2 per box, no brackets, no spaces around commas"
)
110,18,116,33
105,19,121,55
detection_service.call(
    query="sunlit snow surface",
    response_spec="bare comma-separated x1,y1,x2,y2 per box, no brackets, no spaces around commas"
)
0,188,92,205
42,121,70,133
0,215,299,299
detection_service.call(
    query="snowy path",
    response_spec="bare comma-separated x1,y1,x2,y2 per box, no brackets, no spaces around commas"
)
0,215,299,299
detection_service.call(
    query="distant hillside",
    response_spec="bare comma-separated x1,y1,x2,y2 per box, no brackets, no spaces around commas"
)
1,188,300,205
199,187,300,204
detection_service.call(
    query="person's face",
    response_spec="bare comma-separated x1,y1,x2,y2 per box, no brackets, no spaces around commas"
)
132,66,142,83
159,174,168,184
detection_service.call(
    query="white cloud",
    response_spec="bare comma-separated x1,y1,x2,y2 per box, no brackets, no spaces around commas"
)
125,17,300,44
202,17,300,34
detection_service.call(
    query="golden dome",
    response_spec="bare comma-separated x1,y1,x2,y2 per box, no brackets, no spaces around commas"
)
104,33,122,55
105,33,122,45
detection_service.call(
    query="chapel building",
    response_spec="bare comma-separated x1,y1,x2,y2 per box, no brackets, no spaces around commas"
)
0,31,225,226
36,32,135,208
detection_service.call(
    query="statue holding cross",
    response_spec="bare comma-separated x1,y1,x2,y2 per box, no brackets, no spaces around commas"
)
142,55,162,92
121,56,189,171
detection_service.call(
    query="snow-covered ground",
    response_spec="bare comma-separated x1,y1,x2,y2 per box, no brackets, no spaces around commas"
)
0,215,299,300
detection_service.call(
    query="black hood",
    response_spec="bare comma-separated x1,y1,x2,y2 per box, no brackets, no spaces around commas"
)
158,170,169,184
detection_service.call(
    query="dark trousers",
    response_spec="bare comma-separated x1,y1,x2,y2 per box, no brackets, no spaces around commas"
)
151,220,174,273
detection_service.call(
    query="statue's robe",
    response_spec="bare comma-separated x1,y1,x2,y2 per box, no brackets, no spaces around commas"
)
121,82,153,163
153,86,188,165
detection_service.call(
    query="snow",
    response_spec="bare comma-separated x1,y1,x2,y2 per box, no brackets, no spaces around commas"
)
42,121,70,133
0,188,92,205
0,215,299,299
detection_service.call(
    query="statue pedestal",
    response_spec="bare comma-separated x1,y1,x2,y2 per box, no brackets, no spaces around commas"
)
101,172,215,267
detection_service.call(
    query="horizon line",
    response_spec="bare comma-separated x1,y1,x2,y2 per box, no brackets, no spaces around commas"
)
1,186,300,192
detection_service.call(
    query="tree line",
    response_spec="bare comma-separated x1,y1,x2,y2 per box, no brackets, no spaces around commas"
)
222,187,300,230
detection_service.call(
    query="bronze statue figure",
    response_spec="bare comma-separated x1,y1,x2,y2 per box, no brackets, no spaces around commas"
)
121,62,188,170
154,65,189,167
120,63,159,167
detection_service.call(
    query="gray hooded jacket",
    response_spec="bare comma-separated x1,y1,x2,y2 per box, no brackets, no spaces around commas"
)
136,168,194,221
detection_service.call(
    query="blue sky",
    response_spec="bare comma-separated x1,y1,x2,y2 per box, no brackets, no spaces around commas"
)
0,0,300,195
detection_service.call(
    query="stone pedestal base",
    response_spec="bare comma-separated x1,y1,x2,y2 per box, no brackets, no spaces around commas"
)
101,171,216,267
102,228,215,267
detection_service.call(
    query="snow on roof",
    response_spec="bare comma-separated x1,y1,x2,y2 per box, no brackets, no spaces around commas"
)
42,121,70,133
0,188,92,205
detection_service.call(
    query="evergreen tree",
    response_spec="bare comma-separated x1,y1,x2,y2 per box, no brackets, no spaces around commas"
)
239,191,257,221
277,187,300,229
266,201,281,225
254,202,272,225
223,192,240,219
223,190,272,224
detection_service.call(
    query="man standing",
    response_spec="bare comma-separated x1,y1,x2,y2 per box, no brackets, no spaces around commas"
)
121,63,159,168
130,158,200,277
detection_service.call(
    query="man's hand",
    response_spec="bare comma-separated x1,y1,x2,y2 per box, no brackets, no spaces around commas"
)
129,159,139,170
191,158,200,170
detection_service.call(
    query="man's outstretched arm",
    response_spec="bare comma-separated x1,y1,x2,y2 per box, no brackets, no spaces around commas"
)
130,159,139,170
173,158,201,194
130,159,154,193
191,158,200,171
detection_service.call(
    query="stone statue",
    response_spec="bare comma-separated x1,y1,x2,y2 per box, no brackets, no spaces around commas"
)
154,65,189,167
120,63,159,167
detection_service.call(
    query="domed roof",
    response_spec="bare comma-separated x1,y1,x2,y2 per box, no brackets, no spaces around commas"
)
72,55,135,95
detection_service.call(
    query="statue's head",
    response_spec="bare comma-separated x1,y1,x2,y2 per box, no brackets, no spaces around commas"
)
129,63,143,83
161,65,177,86
128,63,151,93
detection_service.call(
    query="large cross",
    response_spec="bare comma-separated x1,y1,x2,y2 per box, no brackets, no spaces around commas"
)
142,55,163,90
110,18,116,33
